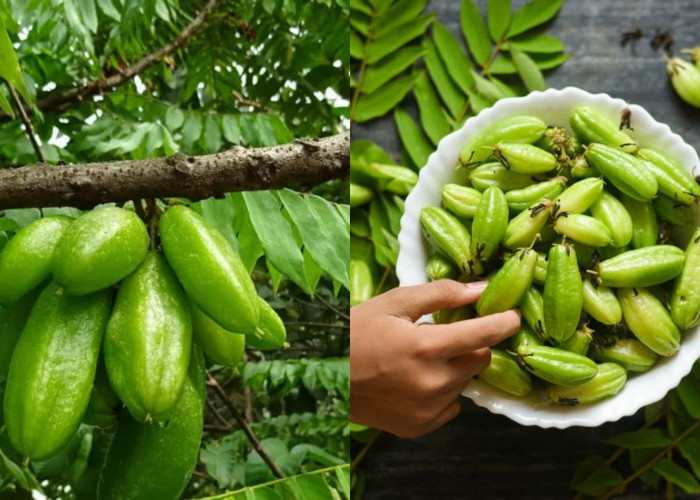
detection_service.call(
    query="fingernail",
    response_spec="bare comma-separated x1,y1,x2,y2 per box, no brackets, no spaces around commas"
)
466,280,488,290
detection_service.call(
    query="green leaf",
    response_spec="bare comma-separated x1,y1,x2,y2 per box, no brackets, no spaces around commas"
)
423,41,467,119
78,0,98,33
487,0,511,41
679,436,700,479
336,466,351,498
374,0,427,39
165,107,185,130
243,191,311,293
605,429,672,449
489,53,517,74
505,33,564,53
97,0,121,21
394,108,433,168
677,376,700,418
654,459,700,494
534,52,569,69
182,114,203,149
507,0,563,37
0,16,32,105
362,46,425,95
0,89,13,118
256,114,277,146
629,448,661,489
350,0,372,16
432,22,474,93
570,455,607,489
222,115,242,144
354,73,418,123
302,247,323,293
510,47,545,91
490,76,523,98
193,197,239,251
571,465,623,496
368,15,433,64
278,190,350,289
413,73,451,146
460,0,491,66
350,29,364,59
471,70,504,102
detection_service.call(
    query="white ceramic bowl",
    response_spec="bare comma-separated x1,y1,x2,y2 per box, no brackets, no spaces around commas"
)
396,87,700,429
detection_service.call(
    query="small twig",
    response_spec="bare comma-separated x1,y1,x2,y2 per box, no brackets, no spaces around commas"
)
6,83,45,163
373,266,392,296
203,423,234,433
206,396,233,430
132,199,147,220
314,293,350,320
231,89,273,112
206,372,285,479
351,431,381,471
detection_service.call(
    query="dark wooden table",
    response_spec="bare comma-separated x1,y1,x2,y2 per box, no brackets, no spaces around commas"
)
352,0,700,498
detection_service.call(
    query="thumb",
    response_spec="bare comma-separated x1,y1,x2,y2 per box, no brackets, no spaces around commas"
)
379,279,488,322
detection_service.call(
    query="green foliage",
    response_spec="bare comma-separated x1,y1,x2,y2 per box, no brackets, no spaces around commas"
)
199,464,350,500
0,0,349,497
571,360,700,498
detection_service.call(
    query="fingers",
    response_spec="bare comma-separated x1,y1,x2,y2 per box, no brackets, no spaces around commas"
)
377,280,488,322
419,400,462,436
448,347,492,376
417,310,521,359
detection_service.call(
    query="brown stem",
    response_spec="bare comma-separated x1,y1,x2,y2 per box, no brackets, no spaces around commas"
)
0,0,218,120
206,372,285,480
351,431,381,471
0,132,348,210
6,83,45,163
232,90,273,112
132,199,147,220
205,396,234,430
314,293,350,320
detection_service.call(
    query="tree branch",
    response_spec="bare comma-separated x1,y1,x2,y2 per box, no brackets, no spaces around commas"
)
206,372,285,480
6,83,45,163
0,132,348,210
0,0,218,120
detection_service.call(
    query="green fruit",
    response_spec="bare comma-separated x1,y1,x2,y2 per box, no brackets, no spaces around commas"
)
622,195,658,248
0,289,40,381
589,191,633,248
516,344,598,386
441,184,482,218
569,107,637,153
476,247,537,316
491,143,558,174
479,349,532,396
582,280,622,325
425,253,458,281
104,252,192,423
597,246,685,288
4,282,112,460
349,183,374,207
460,116,547,164
420,206,480,275
97,348,206,500
560,324,593,356
192,302,245,367
469,162,535,192
53,207,149,295
591,339,658,372
471,186,509,262
553,213,612,247
246,297,287,350
0,216,72,305
83,359,121,429
618,287,681,357
547,363,627,405
543,243,583,343
671,229,700,329
159,205,259,333
510,324,544,351
585,143,657,201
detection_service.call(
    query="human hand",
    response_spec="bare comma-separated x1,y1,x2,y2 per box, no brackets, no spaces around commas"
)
350,279,521,438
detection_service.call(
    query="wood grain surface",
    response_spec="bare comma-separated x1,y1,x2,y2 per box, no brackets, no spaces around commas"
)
352,1,700,498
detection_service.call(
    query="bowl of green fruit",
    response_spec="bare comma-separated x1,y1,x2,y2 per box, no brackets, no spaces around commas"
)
396,87,700,428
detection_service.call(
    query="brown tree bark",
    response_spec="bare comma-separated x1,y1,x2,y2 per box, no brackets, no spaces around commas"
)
0,132,348,210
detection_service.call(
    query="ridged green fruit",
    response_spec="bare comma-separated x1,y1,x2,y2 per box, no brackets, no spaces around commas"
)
192,302,245,367
479,349,532,396
0,216,72,305
97,348,205,500
543,243,583,343
245,297,287,350
4,282,112,460
104,252,192,423
159,205,259,333
547,363,627,405
0,289,40,381
53,208,149,295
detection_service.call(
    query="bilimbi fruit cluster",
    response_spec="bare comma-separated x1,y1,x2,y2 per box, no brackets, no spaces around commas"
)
0,204,285,499
421,108,700,406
